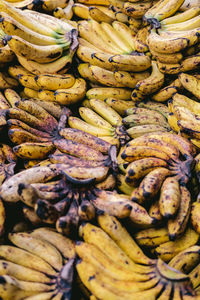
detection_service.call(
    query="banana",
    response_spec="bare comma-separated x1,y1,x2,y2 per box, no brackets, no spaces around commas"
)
153,0,185,22
13,142,54,160
8,128,50,144
35,73,76,90
92,196,132,218
191,201,200,235
150,48,183,63
147,28,199,54
179,73,200,100
76,0,109,5
53,0,74,20
89,98,122,126
189,263,200,289
108,53,151,72
155,228,199,262
73,3,90,19
171,92,200,115
53,138,107,161
77,46,116,71
161,7,200,25
78,63,100,84
114,70,150,88
152,78,182,102
58,163,109,181
131,168,171,204
134,227,169,247
167,113,180,132
59,127,111,153
122,145,171,162
32,99,62,119
0,12,61,46
54,78,87,105
89,7,115,23
134,26,149,53
0,165,59,202
117,173,135,195
89,65,125,87
181,52,200,72
159,176,181,219
86,87,132,100
157,61,182,74
169,245,200,274
41,0,68,11
129,200,157,227
17,74,40,90
6,35,67,63
180,0,200,11
126,124,168,139
105,98,134,115
122,1,152,19
164,15,200,31
149,200,163,222
17,51,75,75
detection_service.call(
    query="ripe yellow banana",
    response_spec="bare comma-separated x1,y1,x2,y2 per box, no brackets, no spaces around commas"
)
35,73,75,90
134,227,169,247
126,124,168,139
161,7,200,25
179,73,200,100
169,245,200,274
152,78,182,102
17,51,75,75
114,70,150,88
86,87,132,100
149,200,162,222
89,65,125,87
105,98,134,115
122,1,152,19
147,28,199,54
13,142,54,160
0,45,14,63
79,107,113,129
155,228,199,262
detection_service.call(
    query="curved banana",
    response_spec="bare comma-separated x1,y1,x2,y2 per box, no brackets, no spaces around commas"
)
86,87,132,100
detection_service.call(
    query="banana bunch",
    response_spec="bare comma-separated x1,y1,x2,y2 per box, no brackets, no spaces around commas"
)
76,213,197,300
68,98,130,147
168,87,200,149
0,227,77,299
9,65,87,105
122,105,170,138
77,19,152,87
0,1,78,74
120,132,197,238
135,226,199,262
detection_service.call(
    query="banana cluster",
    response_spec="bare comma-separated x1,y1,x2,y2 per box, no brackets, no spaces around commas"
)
76,213,197,300
146,4,200,75
0,227,76,300
9,65,87,105
0,0,78,74
120,132,197,234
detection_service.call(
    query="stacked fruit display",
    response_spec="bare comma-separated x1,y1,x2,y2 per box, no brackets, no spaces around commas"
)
0,0,200,299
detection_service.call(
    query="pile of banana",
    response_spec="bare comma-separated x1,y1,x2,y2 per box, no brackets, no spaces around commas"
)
0,0,200,299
